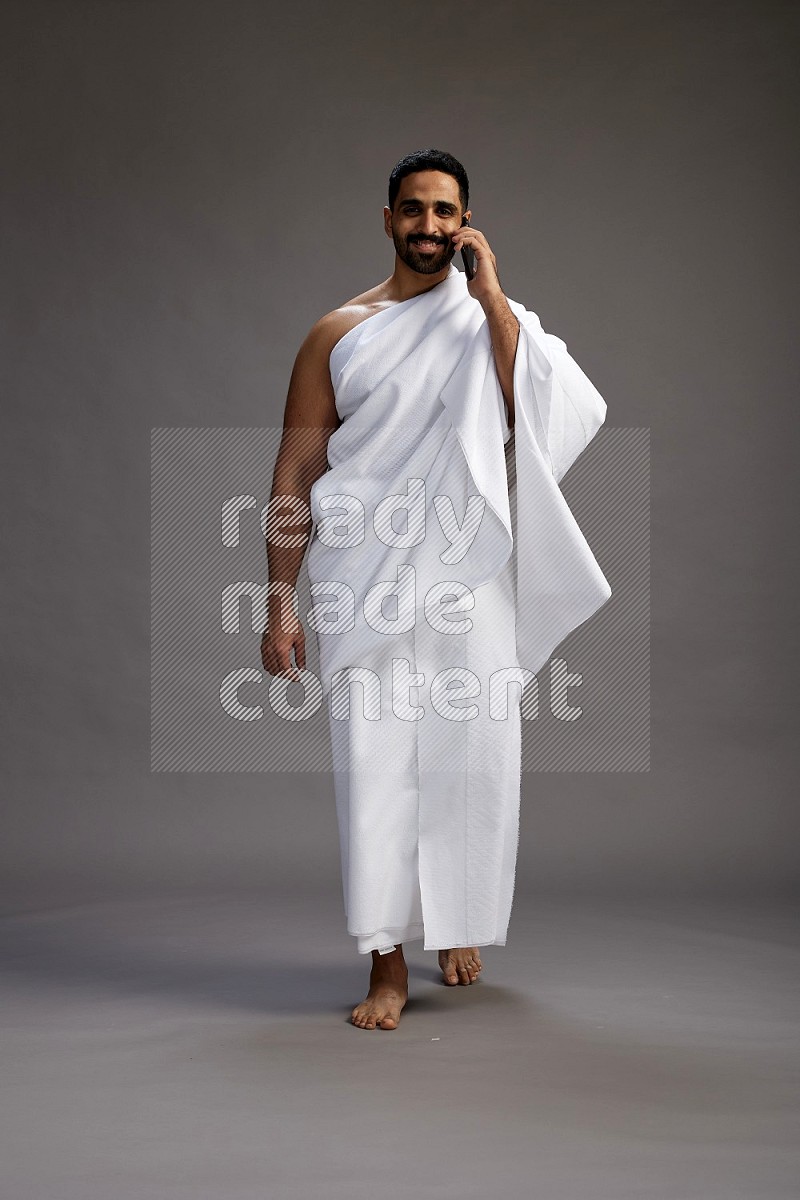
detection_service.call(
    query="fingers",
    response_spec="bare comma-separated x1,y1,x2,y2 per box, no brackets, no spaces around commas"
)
457,236,493,265
295,636,307,671
451,227,490,253
274,652,301,683
282,628,306,681
260,636,305,682
451,228,497,276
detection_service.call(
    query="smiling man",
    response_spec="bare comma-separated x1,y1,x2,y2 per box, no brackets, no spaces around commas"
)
261,148,612,1030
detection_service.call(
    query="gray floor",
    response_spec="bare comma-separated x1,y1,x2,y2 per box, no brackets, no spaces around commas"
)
2,888,798,1199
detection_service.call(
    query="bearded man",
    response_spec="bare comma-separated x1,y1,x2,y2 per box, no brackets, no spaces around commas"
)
261,148,611,1030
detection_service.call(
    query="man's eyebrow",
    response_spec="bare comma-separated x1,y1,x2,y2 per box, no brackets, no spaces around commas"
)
398,197,458,209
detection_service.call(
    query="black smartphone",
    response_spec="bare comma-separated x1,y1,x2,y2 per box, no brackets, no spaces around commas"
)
460,215,476,280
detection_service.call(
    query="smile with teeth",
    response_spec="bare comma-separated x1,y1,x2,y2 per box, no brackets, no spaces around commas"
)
414,239,441,249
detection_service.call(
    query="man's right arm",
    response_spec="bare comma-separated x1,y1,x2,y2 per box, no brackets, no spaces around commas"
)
261,314,344,681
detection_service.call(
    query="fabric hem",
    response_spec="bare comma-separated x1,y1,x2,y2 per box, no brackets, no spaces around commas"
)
423,936,507,952
354,922,425,955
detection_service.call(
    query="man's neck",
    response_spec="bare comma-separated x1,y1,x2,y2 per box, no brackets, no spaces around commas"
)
382,257,453,303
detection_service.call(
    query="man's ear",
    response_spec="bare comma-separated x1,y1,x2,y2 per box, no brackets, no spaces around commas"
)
383,205,393,238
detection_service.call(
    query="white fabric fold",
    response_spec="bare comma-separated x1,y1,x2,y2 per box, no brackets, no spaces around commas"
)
305,263,611,954
309,263,611,696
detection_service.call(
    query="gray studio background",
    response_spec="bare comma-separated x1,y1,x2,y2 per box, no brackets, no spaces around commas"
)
2,0,796,910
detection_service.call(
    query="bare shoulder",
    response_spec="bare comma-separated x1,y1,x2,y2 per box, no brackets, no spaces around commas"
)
282,283,393,431
303,282,395,361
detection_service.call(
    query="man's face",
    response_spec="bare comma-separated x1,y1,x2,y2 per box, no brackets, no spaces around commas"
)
385,171,468,275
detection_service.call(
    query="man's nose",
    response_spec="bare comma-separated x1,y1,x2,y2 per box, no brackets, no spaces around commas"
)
418,212,438,235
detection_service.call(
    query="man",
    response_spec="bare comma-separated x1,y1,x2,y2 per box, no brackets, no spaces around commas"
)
261,148,611,1030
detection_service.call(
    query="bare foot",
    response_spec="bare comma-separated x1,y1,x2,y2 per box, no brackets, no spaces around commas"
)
351,946,409,1030
438,947,483,985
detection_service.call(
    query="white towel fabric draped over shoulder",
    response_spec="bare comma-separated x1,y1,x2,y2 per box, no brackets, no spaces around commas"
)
306,263,611,955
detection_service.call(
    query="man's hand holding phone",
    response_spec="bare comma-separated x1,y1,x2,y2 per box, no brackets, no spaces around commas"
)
459,216,476,279
452,218,503,303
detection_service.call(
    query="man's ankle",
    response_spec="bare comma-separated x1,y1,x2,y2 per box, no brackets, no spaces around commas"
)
371,944,406,965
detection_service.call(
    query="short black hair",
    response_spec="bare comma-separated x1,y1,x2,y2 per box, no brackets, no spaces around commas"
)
388,148,469,214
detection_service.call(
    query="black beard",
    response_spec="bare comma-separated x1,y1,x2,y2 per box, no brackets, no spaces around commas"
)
394,233,456,275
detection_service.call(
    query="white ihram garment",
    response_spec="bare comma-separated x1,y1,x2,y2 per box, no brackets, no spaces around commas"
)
307,264,611,955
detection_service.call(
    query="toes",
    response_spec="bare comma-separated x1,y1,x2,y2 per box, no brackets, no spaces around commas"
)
353,997,404,1028
440,953,459,984
440,949,484,984
465,952,482,980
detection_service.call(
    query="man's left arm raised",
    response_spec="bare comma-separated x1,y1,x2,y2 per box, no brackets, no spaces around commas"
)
451,223,520,427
